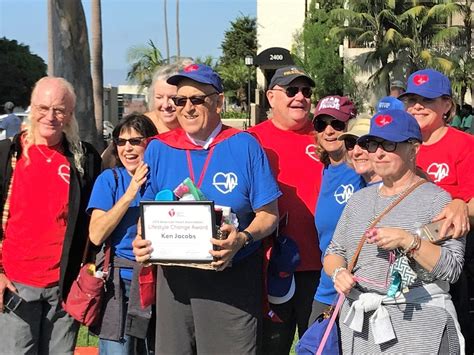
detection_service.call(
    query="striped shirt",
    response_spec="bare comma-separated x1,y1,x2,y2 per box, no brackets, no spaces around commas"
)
327,182,465,354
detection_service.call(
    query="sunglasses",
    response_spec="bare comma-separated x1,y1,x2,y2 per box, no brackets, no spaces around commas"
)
114,137,146,146
358,139,398,153
313,119,346,133
343,136,358,151
273,86,312,98
171,92,218,106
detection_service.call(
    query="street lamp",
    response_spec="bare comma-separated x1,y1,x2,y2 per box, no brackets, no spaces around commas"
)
244,55,254,128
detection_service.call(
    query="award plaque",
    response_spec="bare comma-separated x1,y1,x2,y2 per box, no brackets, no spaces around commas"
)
140,201,217,263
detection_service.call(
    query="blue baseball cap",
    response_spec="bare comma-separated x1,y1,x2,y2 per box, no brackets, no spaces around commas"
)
167,64,223,93
359,109,422,143
376,96,404,112
267,236,301,304
399,69,451,99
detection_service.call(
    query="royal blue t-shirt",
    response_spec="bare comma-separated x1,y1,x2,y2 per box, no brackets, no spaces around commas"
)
143,132,282,261
314,163,365,304
87,167,142,280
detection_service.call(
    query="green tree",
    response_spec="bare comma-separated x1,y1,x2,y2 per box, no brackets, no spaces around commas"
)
0,38,46,109
293,1,344,99
220,15,257,66
126,40,165,88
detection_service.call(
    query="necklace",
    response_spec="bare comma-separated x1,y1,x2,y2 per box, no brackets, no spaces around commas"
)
35,145,58,163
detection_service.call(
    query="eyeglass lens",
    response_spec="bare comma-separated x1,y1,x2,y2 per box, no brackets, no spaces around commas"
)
360,140,398,153
313,119,346,133
171,92,217,106
344,137,358,151
115,137,145,146
284,87,312,98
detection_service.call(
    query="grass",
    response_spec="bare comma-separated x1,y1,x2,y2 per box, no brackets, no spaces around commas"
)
76,326,99,347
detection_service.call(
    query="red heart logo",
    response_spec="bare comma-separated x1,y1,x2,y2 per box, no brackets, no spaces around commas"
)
413,74,429,86
183,64,199,72
375,114,393,127
168,208,176,217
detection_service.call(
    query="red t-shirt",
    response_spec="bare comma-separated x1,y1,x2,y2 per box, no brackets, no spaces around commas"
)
249,119,324,271
417,127,474,202
3,144,70,287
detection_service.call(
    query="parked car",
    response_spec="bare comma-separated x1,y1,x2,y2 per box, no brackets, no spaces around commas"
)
103,120,114,143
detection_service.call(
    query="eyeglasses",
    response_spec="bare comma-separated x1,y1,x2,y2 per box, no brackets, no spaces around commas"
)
313,119,346,133
171,92,218,106
114,137,146,146
358,139,398,153
343,136,358,151
272,87,312,98
35,104,68,119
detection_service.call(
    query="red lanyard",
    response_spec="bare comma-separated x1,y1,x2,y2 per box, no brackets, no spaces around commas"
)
185,146,215,188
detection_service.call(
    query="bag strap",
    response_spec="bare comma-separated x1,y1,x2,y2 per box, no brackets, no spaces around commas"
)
347,179,426,273
316,179,426,355
80,168,120,272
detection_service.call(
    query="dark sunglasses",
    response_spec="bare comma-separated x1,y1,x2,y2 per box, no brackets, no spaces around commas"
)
313,119,346,133
114,137,146,146
171,92,217,106
358,139,398,153
343,136,358,151
273,86,312,98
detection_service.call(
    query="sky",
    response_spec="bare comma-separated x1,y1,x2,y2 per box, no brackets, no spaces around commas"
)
0,0,256,86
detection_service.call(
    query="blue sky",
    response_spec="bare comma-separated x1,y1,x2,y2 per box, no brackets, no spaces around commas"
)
0,0,256,86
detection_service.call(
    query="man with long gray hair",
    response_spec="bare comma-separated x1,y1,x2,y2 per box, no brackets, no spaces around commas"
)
0,76,101,354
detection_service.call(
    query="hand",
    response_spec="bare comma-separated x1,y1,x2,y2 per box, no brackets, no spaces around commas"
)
132,234,153,264
366,227,412,251
126,162,148,198
0,273,17,313
334,269,356,295
432,199,469,239
210,224,246,271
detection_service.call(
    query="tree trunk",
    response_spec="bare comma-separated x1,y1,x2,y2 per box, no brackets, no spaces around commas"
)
91,0,104,151
176,0,180,59
164,0,170,62
47,0,54,75
49,0,98,147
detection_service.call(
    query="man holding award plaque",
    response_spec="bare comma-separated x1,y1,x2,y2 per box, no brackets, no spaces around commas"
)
133,64,281,354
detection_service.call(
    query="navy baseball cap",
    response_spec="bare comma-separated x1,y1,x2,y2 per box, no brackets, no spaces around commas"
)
376,96,405,112
167,64,223,93
399,69,452,99
359,109,422,143
267,236,301,304
268,66,315,89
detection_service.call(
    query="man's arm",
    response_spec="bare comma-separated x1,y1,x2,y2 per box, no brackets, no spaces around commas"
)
210,200,279,271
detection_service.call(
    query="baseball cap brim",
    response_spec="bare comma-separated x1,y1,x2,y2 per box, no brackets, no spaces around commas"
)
398,89,444,100
167,73,222,92
270,74,315,89
314,108,351,122
267,274,296,304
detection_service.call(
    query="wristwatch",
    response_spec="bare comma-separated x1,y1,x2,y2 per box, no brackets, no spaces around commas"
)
241,230,254,248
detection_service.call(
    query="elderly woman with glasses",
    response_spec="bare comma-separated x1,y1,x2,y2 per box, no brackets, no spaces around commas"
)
87,113,158,354
324,109,465,354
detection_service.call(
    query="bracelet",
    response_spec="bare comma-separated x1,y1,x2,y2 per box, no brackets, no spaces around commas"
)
402,233,421,256
241,230,254,248
331,266,346,283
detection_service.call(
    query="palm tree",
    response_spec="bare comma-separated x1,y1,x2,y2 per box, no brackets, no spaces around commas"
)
164,0,170,62
48,0,98,146
91,0,104,149
126,40,165,88
176,0,181,59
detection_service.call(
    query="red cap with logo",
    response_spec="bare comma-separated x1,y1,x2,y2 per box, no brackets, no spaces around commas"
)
313,95,357,122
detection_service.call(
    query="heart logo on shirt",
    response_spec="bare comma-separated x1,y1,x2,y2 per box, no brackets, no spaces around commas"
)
58,164,70,184
305,144,320,162
375,114,393,127
213,172,238,194
426,163,449,183
413,74,429,86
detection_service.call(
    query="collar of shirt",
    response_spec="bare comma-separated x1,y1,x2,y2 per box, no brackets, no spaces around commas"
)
186,122,222,150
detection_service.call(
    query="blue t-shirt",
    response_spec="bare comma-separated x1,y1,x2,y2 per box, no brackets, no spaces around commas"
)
314,163,365,304
143,132,282,261
87,167,142,280
0,113,21,138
